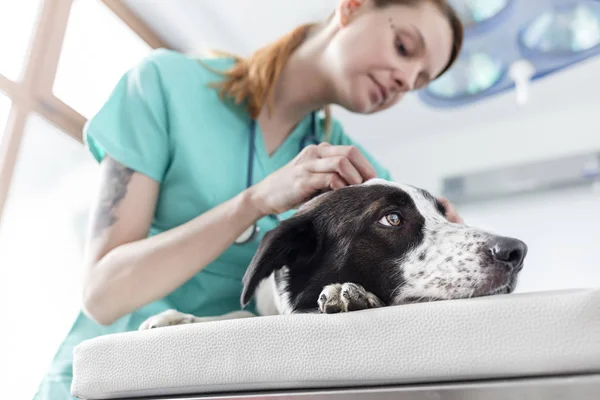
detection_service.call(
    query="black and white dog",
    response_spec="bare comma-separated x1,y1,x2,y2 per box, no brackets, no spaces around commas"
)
139,179,527,329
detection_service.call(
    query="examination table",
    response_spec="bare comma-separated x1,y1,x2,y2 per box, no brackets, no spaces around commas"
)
71,288,600,399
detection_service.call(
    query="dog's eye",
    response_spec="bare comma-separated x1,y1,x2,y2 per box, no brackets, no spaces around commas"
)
379,213,402,227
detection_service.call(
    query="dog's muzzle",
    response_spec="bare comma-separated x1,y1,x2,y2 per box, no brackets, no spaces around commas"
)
488,236,528,272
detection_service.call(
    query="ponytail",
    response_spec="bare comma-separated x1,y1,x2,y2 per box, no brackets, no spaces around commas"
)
200,22,333,139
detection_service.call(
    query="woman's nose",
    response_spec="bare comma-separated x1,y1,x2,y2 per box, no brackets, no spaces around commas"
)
393,64,420,92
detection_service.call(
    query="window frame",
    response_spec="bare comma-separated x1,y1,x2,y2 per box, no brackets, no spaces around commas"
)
0,0,170,224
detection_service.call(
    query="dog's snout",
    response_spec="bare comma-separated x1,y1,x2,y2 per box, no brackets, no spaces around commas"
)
489,237,528,271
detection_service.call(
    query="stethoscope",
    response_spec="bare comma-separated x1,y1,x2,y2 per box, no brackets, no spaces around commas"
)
235,111,320,244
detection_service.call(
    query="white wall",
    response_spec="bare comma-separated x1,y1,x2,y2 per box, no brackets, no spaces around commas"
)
359,56,600,294
376,84,600,196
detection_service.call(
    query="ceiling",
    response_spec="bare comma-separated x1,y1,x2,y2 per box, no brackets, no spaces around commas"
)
122,0,600,150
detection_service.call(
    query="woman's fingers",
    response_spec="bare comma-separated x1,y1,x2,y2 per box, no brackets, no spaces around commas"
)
301,172,349,193
330,174,348,190
294,143,377,197
316,144,378,181
438,197,464,224
307,156,363,185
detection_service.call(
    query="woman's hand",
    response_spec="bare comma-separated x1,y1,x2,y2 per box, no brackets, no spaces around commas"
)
437,197,464,224
248,142,378,216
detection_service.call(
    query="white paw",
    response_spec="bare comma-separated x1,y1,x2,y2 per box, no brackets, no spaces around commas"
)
317,282,384,313
138,309,198,330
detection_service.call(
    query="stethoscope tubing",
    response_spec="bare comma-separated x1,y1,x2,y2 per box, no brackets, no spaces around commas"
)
235,112,319,245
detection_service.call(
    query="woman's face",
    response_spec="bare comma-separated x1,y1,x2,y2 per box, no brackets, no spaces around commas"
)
323,0,455,114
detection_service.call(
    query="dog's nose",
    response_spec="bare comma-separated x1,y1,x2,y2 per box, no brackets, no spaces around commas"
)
489,237,528,271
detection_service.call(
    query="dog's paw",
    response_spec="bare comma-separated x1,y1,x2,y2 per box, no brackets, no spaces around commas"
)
317,282,384,313
138,309,198,330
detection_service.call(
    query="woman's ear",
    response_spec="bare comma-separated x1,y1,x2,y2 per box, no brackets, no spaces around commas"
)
240,213,320,307
336,0,366,27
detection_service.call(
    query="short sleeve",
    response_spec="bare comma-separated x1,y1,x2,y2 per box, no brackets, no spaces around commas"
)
327,118,393,181
83,51,171,183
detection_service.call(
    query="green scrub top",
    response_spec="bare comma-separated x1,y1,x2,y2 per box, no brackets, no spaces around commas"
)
33,48,392,399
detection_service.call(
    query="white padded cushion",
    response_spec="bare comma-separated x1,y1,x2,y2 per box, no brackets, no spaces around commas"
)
71,289,600,399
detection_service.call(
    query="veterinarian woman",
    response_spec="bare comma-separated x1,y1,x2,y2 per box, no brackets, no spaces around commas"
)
34,0,463,398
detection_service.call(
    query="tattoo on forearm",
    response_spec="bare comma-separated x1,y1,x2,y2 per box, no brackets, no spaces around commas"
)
93,157,134,237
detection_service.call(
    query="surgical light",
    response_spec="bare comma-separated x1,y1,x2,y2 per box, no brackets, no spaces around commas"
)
520,3,600,54
426,52,504,99
449,0,511,28
508,59,536,106
418,0,600,108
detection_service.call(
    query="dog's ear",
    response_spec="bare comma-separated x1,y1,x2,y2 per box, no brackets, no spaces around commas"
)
240,213,319,307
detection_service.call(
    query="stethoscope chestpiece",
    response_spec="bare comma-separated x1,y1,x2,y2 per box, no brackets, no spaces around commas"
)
235,223,259,245
234,214,282,245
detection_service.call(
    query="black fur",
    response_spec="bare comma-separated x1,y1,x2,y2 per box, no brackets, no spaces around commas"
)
241,181,527,313
242,184,434,311
241,213,321,306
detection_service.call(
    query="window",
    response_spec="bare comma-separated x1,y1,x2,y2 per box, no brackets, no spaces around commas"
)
0,113,99,398
0,0,43,81
52,0,152,119
0,92,10,143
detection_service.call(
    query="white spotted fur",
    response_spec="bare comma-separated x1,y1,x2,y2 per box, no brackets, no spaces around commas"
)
365,179,509,304
254,267,295,316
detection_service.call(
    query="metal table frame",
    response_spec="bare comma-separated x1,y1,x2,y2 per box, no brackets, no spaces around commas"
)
109,373,600,400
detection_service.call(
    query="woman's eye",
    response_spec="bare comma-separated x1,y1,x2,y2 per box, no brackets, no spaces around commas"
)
379,213,402,227
395,36,408,56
